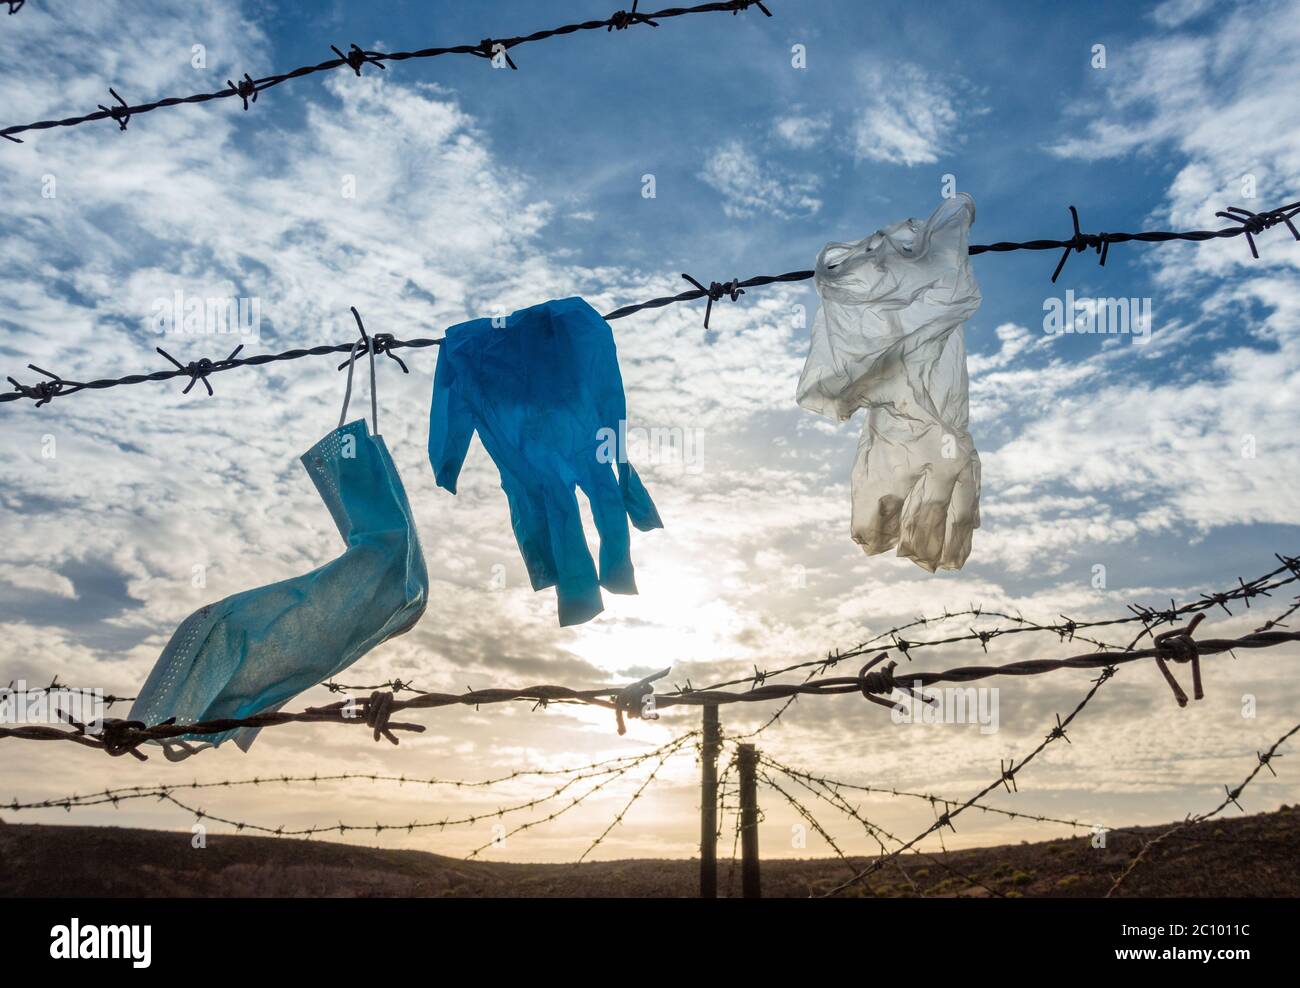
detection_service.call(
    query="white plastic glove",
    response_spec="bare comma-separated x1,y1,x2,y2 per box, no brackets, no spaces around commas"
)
796,194,982,572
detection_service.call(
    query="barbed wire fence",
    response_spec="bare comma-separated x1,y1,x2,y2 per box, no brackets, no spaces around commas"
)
3,199,1297,410
4,556,1299,894
802,578,1300,898
4,730,701,872
1105,723,1300,896
6,555,1298,757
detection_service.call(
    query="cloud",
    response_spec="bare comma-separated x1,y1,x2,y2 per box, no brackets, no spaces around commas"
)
1048,0,1300,206
1151,0,1218,27
999,0,1300,562
699,140,822,219
772,111,831,150
967,321,1055,375
851,63,967,167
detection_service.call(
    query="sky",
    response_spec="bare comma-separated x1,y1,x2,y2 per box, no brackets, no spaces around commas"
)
1,0,1299,871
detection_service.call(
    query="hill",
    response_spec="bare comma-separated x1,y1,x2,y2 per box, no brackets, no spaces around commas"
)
1,806,1296,897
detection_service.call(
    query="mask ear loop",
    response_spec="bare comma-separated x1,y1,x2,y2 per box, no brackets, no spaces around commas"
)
338,308,380,434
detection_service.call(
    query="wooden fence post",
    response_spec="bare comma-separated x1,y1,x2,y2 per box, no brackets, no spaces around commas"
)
700,704,720,898
737,742,761,899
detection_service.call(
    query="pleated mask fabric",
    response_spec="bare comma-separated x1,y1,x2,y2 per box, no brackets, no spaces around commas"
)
129,339,428,758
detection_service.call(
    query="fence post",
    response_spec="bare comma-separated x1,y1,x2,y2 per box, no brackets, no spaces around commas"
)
700,704,720,898
737,742,761,899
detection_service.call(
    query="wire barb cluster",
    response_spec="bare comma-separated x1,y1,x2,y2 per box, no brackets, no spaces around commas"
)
5,199,1296,410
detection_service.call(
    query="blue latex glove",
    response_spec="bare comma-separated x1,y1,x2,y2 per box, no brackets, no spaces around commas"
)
429,297,662,626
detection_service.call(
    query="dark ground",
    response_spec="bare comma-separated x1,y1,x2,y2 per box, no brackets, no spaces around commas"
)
1,806,1296,897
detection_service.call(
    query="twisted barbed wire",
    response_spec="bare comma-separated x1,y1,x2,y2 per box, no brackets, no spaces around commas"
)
760,754,1003,896
809,585,1300,896
817,660,1122,897
13,553,1286,734
0,1,773,144
159,759,635,839
756,766,860,880
95,731,694,845
466,730,696,858
4,560,1296,763
577,738,686,861
759,748,1289,863
4,615,1298,758
1105,722,1300,896
672,555,1300,701
4,200,1297,409
3,675,135,707
3,745,680,813
762,758,1292,850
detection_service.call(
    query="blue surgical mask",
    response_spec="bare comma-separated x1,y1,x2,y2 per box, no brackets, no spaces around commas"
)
130,338,428,759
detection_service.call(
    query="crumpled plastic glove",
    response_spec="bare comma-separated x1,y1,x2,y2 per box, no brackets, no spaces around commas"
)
796,194,982,572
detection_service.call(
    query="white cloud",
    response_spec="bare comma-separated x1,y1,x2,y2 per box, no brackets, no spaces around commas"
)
699,140,822,219
851,63,966,167
967,321,1055,374
772,111,831,150
1002,0,1300,559
1152,0,1218,27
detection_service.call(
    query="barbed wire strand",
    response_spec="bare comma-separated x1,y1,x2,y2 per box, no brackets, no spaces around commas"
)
4,616,1297,757
0,1,774,144
2,676,135,707
675,557,1300,700
814,598,1185,899
465,731,696,858
761,754,1002,897
787,585,1300,893
576,738,686,862
763,758,1292,849
756,766,862,882
3,745,681,813
153,739,684,840
1105,722,1300,897
808,768,1001,896
813,583,1300,898
4,200,1297,409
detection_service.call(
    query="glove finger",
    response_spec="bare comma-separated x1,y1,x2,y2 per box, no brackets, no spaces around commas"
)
938,455,981,570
